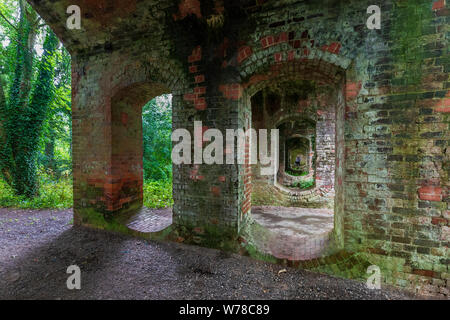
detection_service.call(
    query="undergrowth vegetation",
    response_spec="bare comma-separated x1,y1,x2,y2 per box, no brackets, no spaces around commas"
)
0,177,173,210
0,176,72,209
285,169,309,177
143,180,173,209
291,180,315,190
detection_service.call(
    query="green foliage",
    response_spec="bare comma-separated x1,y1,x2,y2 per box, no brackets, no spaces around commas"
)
11,29,59,196
291,180,315,190
285,169,308,177
0,175,73,209
141,95,174,208
0,0,61,197
143,180,173,209
142,95,173,182
0,1,18,93
0,176,174,210
0,1,36,191
38,46,72,178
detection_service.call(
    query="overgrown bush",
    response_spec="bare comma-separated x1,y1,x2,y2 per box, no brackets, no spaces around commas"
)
142,95,172,182
143,180,173,209
0,176,72,209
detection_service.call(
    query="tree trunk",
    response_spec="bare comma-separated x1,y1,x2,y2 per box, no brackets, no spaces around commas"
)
44,127,56,176
0,76,12,185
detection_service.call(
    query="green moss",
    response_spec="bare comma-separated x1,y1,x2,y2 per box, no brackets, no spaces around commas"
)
242,243,278,264
390,0,432,86
285,169,309,177
75,207,131,235
251,183,285,206
290,180,315,190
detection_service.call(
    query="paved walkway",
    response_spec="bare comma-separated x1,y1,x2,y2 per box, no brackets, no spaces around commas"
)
251,206,334,261
125,208,172,233
124,206,334,261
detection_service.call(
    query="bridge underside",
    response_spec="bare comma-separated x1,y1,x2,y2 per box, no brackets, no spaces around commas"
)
27,0,449,297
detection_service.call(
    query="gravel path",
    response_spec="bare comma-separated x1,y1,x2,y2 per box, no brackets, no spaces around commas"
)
0,208,417,300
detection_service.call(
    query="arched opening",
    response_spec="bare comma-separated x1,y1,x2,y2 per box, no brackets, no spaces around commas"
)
242,61,346,261
108,83,173,234
278,125,316,191
284,136,312,177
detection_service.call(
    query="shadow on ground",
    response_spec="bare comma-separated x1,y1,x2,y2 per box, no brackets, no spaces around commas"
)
0,208,418,300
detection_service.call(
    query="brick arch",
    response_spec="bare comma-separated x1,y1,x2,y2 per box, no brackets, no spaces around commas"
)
72,52,188,225
235,14,360,84
239,57,347,255
110,58,189,98
107,81,171,214
281,135,314,177
241,59,346,98
104,57,189,216
273,112,318,129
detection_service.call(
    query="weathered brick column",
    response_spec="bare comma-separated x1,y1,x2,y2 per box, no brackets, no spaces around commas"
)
172,80,248,247
71,56,117,227
72,56,170,228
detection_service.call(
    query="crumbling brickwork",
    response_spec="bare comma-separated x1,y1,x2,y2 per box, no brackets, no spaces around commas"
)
28,0,449,297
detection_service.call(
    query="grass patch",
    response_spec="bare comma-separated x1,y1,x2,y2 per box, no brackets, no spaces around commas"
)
285,169,309,177
0,177,174,210
143,180,173,209
291,180,315,190
0,177,73,209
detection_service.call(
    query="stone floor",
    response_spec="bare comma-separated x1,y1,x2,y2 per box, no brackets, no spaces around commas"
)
124,206,334,261
251,206,334,261
0,208,418,300
125,207,172,233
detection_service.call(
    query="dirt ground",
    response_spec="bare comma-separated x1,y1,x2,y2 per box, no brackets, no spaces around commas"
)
0,208,419,300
